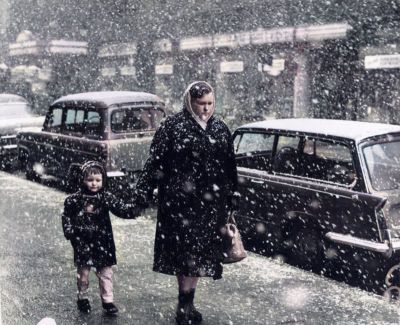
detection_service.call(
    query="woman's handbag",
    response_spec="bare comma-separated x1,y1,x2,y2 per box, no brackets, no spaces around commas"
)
220,212,247,264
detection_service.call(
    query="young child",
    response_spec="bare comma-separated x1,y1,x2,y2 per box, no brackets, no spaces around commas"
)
61,161,140,315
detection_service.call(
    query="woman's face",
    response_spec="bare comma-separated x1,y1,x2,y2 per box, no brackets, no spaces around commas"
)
191,92,214,122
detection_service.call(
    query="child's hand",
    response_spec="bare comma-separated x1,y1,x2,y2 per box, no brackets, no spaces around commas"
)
129,205,143,219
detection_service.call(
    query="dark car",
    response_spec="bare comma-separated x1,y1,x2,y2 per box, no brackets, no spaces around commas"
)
0,94,44,169
17,91,167,196
233,118,400,293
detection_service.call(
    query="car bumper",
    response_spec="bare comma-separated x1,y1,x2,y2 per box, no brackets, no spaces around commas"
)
326,231,400,255
0,144,18,159
0,145,19,168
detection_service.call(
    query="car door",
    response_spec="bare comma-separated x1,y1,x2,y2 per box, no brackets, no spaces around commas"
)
233,130,280,253
266,135,385,270
38,106,64,175
57,107,105,178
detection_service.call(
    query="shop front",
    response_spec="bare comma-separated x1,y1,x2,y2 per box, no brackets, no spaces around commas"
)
97,42,138,91
8,31,88,113
360,52,400,124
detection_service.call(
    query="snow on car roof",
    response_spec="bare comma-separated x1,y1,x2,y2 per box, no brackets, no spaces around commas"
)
239,118,400,142
0,93,28,104
52,91,163,107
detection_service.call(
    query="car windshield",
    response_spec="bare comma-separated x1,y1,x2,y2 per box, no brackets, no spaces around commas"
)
111,106,164,133
0,102,33,119
363,139,400,191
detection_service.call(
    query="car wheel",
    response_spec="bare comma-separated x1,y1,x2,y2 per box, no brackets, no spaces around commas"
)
287,225,324,272
25,160,41,182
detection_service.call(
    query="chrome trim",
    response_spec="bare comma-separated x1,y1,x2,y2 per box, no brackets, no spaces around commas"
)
325,231,390,253
250,179,264,184
2,144,17,150
391,240,400,251
0,135,17,139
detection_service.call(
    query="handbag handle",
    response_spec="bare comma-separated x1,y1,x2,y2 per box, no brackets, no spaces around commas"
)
227,211,237,225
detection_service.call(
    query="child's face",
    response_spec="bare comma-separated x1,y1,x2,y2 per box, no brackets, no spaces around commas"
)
83,172,103,193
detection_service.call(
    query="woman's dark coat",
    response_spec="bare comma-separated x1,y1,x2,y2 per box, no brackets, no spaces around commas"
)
136,109,238,279
62,190,137,268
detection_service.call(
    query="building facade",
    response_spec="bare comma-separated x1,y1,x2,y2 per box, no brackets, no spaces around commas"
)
1,1,400,127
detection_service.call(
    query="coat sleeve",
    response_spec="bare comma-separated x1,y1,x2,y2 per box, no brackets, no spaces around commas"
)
61,196,76,240
103,192,141,219
134,119,171,205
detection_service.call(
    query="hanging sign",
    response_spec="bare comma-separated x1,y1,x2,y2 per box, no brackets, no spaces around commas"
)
155,64,173,75
220,61,244,73
365,54,400,69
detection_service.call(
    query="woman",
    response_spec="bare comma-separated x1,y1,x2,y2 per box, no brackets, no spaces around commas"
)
135,81,238,324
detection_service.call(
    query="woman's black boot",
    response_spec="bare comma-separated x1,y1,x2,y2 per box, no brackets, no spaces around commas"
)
176,291,191,325
188,289,202,323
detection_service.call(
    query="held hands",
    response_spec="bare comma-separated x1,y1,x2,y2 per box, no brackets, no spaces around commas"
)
129,204,143,219
227,191,241,214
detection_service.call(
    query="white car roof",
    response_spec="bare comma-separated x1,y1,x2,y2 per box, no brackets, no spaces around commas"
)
238,118,400,143
52,91,163,107
0,93,28,104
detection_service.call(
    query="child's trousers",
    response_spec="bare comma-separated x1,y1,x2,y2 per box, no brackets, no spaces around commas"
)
77,266,113,303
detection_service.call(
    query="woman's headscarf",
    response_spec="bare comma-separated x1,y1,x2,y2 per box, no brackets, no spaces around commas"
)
183,81,215,130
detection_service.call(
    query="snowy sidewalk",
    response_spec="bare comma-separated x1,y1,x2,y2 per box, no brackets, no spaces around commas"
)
0,172,400,324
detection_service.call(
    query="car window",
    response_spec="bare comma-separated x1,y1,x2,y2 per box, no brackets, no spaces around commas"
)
45,108,63,130
363,140,400,191
111,107,164,133
276,135,300,152
303,138,356,185
235,132,274,154
234,132,275,171
85,111,102,137
64,108,85,133
273,135,302,175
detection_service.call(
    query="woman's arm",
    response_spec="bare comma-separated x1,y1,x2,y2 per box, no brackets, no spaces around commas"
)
103,192,142,219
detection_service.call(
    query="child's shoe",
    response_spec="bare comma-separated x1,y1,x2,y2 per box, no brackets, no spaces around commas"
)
77,299,91,313
102,302,119,315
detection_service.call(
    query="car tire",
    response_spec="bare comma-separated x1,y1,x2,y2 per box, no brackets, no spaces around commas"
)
25,159,41,182
286,225,325,272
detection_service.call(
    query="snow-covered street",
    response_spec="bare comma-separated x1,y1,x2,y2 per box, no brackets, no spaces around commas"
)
0,171,399,324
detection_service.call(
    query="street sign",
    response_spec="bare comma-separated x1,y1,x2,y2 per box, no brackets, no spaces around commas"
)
154,39,172,52
365,54,400,69
295,23,352,41
155,64,173,75
180,36,213,50
98,42,137,57
220,61,244,73
47,40,88,55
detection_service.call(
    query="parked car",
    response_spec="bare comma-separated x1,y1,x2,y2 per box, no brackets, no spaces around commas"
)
17,91,167,196
233,118,400,293
0,94,44,169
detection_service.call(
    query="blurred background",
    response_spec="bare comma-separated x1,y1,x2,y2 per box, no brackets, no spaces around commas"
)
0,0,400,129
